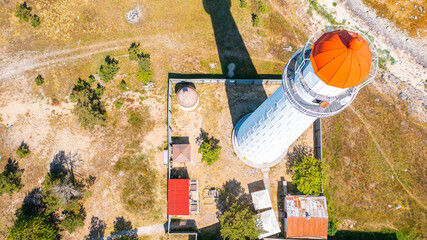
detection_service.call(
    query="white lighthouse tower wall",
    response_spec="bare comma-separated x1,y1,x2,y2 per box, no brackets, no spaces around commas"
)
233,58,353,168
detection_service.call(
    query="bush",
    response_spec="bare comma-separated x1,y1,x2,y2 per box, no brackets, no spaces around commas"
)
128,43,140,62
115,101,123,109
69,79,106,130
137,55,151,72
136,70,152,84
291,156,325,195
95,83,105,97
219,201,262,240
257,1,267,13
31,14,40,28
239,0,248,8
16,145,30,159
62,212,85,233
8,211,59,240
15,2,32,22
88,75,96,85
328,219,338,236
118,80,128,91
332,2,337,7
35,74,44,86
252,14,260,27
198,132,221,165
99,56,119,83
0,159,24,196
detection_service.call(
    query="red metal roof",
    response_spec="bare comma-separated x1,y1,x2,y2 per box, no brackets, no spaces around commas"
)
285,196,328,239
168,179,189,215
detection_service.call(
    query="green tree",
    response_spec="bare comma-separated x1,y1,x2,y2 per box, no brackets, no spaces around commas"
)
99,56,119,83
118,80,127,91
137,55,151,72
239,0,248,8
94,83,105,97
128,43,140,61
136,70,152,84
8,211,58,240
328,218,338,236
69,79,106,130
219,201,262,240
0,159,24,196
15,2,32,22
88,75,96,85
291,156,325,195
199,141,221,165
251,13,260,27
16,146,30,159
62,212,85,233
31,15,40,28
35,75,44,86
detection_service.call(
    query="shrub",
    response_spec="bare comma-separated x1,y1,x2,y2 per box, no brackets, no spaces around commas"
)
252,13,260,27
118,80,128,91
31,14,40,28
136,70,152,84
88,75,96,85
332,2,337,7
62,212,85,233
8,211,59,240
198,133,221,165
291,156,325,195
115,155,156,213
0,159,24,196
239,0,248,8
15,2,32,22
257,1,267,14
128,43,140,62
16,145,30,159
137,55,151,72
328,219,338,236
115,101,123,109
95,83,105,97
99,56,119,83
35,74,44,86
69,79,106,130
219,201,262,240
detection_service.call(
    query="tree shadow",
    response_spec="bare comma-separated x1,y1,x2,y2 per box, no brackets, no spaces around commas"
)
19,188,46,217
203,0,269,125
106,216,138,240
217,179,251,214
196,129,220,148
86,216,106,240
198,222,221,240
331,230,398,240
170,167,189,179
286,144,313,174
172,136,190,145
19,141,29,149
247,180,265,194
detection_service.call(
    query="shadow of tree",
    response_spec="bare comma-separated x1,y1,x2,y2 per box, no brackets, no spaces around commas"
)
86,216,106,240
286,144,313,174
196,129,220,148
217,179,251,214
105,216,138,240
19,188,46,217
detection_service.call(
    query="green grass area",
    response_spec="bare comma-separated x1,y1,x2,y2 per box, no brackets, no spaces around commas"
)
323,87,427,239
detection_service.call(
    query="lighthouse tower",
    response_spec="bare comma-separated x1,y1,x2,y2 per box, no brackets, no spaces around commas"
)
232,26,378,168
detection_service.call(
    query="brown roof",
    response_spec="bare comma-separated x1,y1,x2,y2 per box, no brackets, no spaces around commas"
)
285,196,328,239
172,144,191,162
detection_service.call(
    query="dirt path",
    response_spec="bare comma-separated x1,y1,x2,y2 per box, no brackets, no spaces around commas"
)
102,223,165,240
349,105,427,210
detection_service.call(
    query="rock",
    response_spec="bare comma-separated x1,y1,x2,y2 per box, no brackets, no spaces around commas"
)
401,7,405,11
388,204,392,208
209,63,217,69
419,6,423,12
375,98,379,102
396,205,402,210
414,16,418,20
398,92,406,100
283,46,293,52
126,6,142,24
391,175,394,180
8,125,13,131
119,171,125,176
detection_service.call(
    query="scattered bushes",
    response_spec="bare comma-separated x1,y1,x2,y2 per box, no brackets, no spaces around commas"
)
239,0,248,8
69,78,106,130
99,56,119,83
219,201,262,240
0,159,24,196
115,154,156,213
252,14,260,27
15,2,40,28
94,83,105,97
8,210,59,240
88,75,96,85
127,43,152,85
128,43,140,61
16,145,30,159
35,74,44,86
198,130,221,165
257,1,267,14
291,156,325,195
136,69,152,85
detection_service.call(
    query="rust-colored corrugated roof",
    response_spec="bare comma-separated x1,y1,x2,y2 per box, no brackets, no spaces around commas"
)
168,179,189,215
172,144,191,162
310,30,372,89
285,196,328,239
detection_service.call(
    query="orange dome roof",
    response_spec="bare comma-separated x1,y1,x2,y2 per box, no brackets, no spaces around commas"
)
310,30,372,88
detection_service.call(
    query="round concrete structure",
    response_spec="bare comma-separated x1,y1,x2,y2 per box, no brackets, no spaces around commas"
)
176,86,199,111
